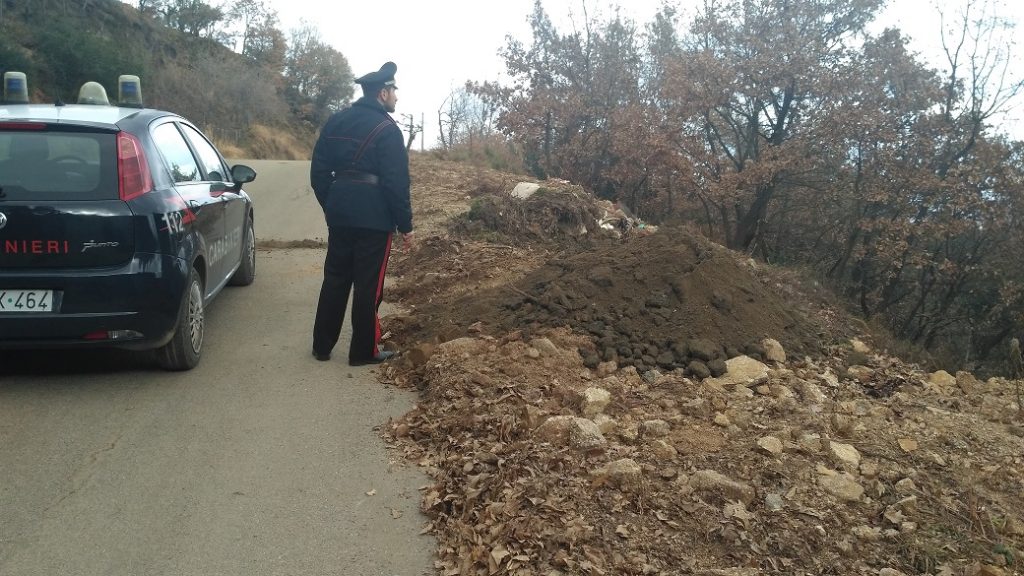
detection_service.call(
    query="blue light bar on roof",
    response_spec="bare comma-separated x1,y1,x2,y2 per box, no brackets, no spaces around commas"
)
3,71,29,104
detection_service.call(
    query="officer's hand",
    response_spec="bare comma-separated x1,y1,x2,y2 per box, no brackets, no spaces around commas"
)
401,232,415,250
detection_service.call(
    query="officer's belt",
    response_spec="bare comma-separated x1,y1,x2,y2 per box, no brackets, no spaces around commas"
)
337,170,379,185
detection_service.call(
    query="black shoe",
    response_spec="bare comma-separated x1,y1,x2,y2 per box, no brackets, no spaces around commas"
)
349,350,396,366
312,350,331,361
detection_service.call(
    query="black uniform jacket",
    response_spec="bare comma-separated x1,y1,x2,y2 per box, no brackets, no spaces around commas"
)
310,96,413,234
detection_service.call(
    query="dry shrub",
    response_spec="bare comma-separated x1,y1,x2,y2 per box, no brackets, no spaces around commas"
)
433,134,527,175
244,124,314,160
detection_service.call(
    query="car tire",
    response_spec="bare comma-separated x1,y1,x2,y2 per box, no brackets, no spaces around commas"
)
157,267,204,371
228,216,256,287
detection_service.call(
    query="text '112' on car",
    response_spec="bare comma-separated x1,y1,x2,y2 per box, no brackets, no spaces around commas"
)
0,71,259,370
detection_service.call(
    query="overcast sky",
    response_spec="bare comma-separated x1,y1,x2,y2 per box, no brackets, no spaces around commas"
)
263,0,1024,147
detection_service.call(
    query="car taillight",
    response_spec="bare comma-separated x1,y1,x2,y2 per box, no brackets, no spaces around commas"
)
117,131,153,201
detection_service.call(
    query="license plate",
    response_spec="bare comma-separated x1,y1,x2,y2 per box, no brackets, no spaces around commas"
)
0,289,54,313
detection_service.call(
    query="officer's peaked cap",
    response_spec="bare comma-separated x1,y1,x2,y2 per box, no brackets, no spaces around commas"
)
355,61,398,89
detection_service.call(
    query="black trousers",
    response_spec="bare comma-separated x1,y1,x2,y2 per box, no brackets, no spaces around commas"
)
312,227,393,362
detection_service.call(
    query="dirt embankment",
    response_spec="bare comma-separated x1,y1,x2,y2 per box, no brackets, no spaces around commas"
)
377,155,1024,576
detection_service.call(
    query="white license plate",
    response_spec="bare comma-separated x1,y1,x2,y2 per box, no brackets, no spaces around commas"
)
0,289,54,313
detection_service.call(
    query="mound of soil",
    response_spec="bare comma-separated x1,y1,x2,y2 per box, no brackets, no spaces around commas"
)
394,229,828,376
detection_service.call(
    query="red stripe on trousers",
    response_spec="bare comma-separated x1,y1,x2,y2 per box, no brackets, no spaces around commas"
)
373,234,393,355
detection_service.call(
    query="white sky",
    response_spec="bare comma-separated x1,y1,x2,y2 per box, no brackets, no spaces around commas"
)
264,0,1024,147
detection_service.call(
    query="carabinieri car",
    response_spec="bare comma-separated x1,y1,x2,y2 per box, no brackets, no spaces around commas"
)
0,72,257,370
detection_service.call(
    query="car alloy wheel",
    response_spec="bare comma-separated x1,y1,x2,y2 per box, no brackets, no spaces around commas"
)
187,278,204,354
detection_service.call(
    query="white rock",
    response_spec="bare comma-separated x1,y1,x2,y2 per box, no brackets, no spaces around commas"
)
511,182,540,199
580,387,612,417
704,355,770,388
762,338,787,363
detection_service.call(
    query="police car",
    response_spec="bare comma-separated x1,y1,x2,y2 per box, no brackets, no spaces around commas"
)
0,72,258,370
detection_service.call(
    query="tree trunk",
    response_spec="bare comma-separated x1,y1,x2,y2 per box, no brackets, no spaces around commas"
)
731,182,774,250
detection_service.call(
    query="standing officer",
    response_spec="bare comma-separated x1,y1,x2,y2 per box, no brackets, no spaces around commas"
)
310,61,414,366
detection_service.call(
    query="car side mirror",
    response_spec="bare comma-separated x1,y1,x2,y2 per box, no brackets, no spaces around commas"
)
230,164,257,185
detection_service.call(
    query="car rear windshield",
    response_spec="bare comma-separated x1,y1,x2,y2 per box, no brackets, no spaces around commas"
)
0,130,118,201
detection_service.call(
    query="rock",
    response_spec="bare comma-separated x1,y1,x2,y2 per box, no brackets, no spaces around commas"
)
569,418,607,451
819,369,840,387
687,360,711,379
511,182,540,199
878,568,908,576
928,370,957,389
829,441,862,469
593,414,616,435
764,493,785,511
852,525,882,541
537,415,607,451
757,436,784,456
859,460,879,478
761,338,786,363
798,433,823,453
707,359,728,377
851,339,871,353
817,469,865,502
650,439,678,459
713,412,731,427
593,458,643,490
798,380,829,404
956,370,982,395
684,469,756,504
847,365,874,383
596,360,618,378
535,415,575,442
895,478,918,493
530,337,561,356
703,355,770,388
579,387,612,417
640,419,671,438
437,337,480,356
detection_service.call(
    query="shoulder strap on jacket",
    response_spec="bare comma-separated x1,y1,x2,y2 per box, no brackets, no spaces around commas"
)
354,118,396,163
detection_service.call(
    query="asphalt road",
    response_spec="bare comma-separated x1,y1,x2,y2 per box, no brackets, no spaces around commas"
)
0,161,434,576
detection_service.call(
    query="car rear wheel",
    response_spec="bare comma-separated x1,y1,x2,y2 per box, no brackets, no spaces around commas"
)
228,217,256,287
157,267,204,371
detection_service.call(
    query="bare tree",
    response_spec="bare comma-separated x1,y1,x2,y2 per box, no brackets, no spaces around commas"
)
401,113,422,151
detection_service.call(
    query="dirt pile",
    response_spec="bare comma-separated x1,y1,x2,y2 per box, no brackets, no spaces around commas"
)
394,230,827,377
377,155,1024,576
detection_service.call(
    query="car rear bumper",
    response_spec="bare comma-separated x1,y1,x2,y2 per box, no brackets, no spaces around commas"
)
0,253,188,350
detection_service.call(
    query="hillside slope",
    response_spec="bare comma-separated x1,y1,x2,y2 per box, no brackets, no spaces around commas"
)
377,154,1024,575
